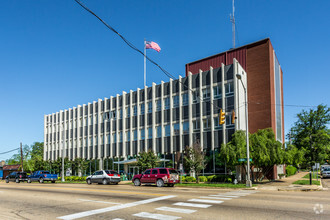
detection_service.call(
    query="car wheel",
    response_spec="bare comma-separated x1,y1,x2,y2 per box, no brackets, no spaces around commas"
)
87,179,92,185
134,179,141,186
115,182,119,185
16,178,20,183
102,178,108,185
27,178,31,183
5,179,9,183
39,178,44,183
156,179,164,187
51,181,56,183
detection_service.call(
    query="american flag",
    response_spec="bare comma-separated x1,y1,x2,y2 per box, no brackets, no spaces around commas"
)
145,41,161,52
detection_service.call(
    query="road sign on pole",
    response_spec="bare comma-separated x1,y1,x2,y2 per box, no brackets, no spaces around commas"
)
238,158,252,162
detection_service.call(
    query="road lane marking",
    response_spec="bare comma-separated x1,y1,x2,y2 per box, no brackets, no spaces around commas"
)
209,195,240,198
112,218,124,220
200,196,232,200
6,185,165,196
133,212,181,220
57,195,176,220
78,199,121,205
155,206,197,214
173,202,211,208
188,199,224,204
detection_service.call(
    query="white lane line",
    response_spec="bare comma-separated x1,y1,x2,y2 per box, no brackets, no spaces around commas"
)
209,195,240,198
112,218,124,220
133,212,181,220
57,195,176,220
173,202,211,208
78,199,121,205
188,199,224,204
200,196,232,200
155,206,197,214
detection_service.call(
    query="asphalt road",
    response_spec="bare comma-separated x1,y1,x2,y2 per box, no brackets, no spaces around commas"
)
0,182,329,220
321,177,330,188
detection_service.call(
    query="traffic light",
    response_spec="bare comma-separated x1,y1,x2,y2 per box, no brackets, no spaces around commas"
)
219,109,226,125
232,110,235,124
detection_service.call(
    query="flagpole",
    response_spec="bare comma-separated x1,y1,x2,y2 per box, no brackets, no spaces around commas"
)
144,38,146,87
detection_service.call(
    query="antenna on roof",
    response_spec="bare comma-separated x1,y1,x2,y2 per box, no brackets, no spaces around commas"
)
230,0,235,48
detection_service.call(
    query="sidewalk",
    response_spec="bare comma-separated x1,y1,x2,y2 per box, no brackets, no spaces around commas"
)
255,171,323,191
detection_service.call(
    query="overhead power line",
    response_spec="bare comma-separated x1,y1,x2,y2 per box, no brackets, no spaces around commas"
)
0,148,19,155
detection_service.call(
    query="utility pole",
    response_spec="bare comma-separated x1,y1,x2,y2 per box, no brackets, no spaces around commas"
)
20,142,23,172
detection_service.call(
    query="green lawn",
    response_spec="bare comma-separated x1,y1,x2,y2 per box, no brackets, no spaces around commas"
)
292,180,320,185
176,183,253,188
302,173,320,179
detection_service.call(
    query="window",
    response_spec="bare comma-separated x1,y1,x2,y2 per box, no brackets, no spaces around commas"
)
133,129,137,141
152,169,158,174
225,82,234,95
183,121,189,134
214,117,222,130
173,123,180,135
140,104,145,114
192,91,199,103
112,133,117,143
226,115,234,126
164,97,170,110
148,102,152,113
182,93,188,106
119,109,123,119
140,129,145,140
173,95,179,107
159,168,167,174
165,124,170,136
126,131,130,141
144,169,151,175
133,105,137,116
119,132,123,142
213,85,222,99
193,120,200,131
148,127,152,139
156,100,162,111
110,111,116,119
126,107,130,118
156,126,162,138
203,117,211,130
202,88,210,100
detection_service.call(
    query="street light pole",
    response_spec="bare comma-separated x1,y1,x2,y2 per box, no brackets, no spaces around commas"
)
236,73,252,187
61,124,65,182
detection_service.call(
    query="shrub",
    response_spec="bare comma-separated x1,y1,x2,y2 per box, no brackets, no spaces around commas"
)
180,176,186,183
207,175,216,182
286,165,297,177
198,176,207,182
185,176,196,182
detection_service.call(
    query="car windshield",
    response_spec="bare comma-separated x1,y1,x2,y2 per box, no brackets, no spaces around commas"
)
169,169,178,174
324,168,330,171
41,171,50,174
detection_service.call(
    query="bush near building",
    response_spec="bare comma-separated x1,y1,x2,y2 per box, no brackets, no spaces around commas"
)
286,165,297,177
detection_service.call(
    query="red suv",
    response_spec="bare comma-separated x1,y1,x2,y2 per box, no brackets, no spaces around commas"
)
132,168,179,187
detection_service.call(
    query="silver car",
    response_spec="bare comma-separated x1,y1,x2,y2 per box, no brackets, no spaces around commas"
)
322,167,330,179
86,170,121,185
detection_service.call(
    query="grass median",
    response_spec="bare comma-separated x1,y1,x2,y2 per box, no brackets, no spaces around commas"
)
176,182,252,188
292,180,320,185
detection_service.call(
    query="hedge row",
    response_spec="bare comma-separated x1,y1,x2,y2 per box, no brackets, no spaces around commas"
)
57,176,87,181
180,175,234,183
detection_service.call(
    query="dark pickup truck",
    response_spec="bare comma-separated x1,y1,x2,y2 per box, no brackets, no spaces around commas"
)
28,170,58,183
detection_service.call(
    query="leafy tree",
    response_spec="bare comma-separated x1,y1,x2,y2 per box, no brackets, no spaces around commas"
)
136,150,158,172
290,104,330,167
250,128,285,181
285,144,305,168
184,142,207,183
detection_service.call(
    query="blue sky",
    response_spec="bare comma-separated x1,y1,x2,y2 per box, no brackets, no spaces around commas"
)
1,0,329,160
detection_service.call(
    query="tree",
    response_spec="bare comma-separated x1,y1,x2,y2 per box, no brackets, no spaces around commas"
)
136,150,158,172
290,104,330,167
184,142,207,183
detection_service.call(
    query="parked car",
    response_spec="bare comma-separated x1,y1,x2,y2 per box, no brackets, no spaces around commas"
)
5,172,28,183
322,167,330,179
28,170,58,183
86,170,121,185
132,168,179,187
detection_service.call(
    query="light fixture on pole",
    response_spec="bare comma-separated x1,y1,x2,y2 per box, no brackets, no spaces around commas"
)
236,72,252,187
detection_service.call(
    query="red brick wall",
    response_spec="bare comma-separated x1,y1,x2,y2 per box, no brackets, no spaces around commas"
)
246,40,275,134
